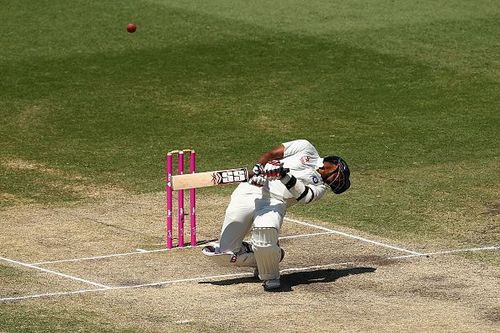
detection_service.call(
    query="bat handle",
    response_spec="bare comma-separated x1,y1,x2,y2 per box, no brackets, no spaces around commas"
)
247,168,290,179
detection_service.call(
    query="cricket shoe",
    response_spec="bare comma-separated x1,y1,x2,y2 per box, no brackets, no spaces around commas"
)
263,278,281,292
201,244,217,255
201,242,224,257
240,241,253,254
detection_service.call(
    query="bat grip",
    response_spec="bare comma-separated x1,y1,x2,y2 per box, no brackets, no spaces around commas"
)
247,168,290,179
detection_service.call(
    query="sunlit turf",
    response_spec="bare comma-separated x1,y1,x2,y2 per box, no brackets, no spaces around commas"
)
0,2,498,332
1,0,498,247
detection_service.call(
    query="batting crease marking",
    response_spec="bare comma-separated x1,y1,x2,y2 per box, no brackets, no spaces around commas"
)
284,217,423,255
33,217,420,266
2,245,498,303
390,245,500,259
31,231,334,266
0,256,111,289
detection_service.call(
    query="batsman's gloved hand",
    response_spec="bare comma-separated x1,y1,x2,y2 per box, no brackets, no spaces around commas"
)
252,163,265,177
249,174,267,187
263,160,286,181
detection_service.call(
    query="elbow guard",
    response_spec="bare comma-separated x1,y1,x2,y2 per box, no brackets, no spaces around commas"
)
280,174,315,203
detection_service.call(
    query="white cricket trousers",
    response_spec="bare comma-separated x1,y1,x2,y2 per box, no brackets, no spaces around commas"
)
218,183,287,253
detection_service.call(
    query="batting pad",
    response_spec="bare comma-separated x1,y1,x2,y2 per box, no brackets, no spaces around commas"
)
251,227,281,280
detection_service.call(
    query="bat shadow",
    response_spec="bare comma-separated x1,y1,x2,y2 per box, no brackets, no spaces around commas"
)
199,266,376,292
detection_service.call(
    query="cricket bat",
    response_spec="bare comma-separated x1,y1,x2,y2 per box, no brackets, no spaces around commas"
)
171,167,250,190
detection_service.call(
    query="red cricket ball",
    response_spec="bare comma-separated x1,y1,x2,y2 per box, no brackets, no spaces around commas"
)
127,23,136,33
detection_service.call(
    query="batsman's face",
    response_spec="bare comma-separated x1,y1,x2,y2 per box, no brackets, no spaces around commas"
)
318,161,340,182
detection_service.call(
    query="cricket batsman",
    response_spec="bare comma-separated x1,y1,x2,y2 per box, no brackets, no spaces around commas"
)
202,139,350,291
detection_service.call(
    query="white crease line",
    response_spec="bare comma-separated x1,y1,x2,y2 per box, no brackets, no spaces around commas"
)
0,272,254,302
32,243,215,265
282,245,500,271
32,215,422,266
280,231,336,240
112,272,254,290
32,232,334,266
284,217,422,255
29,217,487,266
31,248,172,265
0,288,110,302
2,245,498,303
390,245,500,259
0,256,111,289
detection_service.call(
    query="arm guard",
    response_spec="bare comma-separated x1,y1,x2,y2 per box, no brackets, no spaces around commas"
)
280,174,315,204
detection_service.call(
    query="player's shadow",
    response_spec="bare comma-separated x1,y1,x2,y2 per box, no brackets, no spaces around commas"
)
199,266,376,292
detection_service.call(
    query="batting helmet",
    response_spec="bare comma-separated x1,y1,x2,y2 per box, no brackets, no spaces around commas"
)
323,155,350,194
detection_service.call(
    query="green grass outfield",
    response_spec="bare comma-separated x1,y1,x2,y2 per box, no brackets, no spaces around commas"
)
1,1,498,245
1,1,499,332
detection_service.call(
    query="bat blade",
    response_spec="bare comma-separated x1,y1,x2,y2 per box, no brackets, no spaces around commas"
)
171,168,249,190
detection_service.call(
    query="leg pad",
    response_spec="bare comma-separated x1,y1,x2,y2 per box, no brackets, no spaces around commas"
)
251,227,281,280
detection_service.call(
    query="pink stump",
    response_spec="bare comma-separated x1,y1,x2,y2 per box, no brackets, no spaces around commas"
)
166,153,173,249
177,151,185,247
189,151,197,246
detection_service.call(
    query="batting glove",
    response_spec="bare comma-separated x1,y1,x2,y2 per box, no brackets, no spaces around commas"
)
249,174,267,187
263,161,289,181
252,163,265,177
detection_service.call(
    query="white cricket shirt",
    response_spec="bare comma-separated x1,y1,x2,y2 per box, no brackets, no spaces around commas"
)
265,139,328,206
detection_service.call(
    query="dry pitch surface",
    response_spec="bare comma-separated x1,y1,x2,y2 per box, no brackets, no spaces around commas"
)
1,189,499,332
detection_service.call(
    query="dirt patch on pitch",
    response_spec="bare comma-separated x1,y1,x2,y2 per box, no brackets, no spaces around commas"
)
1,189,499,332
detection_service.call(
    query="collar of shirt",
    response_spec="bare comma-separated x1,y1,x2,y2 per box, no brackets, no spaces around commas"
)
315,157,324,169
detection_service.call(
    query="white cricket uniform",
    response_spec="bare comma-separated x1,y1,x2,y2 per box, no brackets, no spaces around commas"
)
218,139,328,253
